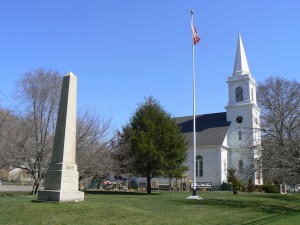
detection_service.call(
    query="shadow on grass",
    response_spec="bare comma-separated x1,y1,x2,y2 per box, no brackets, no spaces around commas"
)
84,190,160,196
174,196,300,225
0,192,32,197
231,214,291,225
258,193,299,202
180,197,300,212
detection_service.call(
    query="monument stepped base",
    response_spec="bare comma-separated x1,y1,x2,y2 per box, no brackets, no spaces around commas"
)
38,190,84,202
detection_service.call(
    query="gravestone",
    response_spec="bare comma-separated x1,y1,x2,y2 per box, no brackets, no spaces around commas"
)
38,72,84,202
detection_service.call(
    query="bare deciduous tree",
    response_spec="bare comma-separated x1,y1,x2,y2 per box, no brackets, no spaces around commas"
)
12,68,62,194
112,129,135,175
76,110,115,180
0,109,14,170
257,76,300,184
2,69,116,193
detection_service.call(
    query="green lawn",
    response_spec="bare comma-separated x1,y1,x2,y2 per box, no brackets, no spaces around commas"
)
0,191,300,225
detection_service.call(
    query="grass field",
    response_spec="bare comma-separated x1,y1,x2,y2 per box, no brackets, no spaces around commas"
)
0,191,300,225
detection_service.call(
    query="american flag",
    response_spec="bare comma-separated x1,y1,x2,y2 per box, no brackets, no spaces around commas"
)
192,25,200,45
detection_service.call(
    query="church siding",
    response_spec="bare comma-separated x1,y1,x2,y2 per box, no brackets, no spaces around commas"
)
185,146,225,186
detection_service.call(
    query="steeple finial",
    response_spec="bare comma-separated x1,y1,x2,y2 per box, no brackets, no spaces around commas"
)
232,33,251,76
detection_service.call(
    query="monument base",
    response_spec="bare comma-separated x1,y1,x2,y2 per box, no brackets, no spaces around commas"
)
186,195,204,200
38,190,84,202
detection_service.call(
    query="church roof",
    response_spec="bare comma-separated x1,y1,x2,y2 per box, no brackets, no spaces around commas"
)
175,112,231,146
233,33,251,76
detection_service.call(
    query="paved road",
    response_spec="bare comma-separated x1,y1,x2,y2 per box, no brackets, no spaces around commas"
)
0,184,33,192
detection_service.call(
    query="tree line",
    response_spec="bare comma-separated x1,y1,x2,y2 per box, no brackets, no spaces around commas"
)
0,68,299,194
0,69,188,194
0,69,117,194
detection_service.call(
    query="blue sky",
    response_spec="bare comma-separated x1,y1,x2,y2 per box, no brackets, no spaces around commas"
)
0,0,299,129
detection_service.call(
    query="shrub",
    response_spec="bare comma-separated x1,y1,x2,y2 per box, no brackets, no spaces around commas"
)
262,184,279,193
247,178,255,192
238,180,247,192
256,185,262,192
227,168,238,194
221,182,231,191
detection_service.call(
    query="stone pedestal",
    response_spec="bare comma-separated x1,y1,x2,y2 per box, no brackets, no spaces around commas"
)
38,72,84,202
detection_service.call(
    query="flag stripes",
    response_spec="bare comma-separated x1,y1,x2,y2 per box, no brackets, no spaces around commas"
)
192,25,200,45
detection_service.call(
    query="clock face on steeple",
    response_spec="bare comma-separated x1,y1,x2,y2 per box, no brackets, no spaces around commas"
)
236,116,243,124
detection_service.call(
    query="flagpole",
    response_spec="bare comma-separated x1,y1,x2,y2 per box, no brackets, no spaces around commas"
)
187,10,203,200
191,10,197,197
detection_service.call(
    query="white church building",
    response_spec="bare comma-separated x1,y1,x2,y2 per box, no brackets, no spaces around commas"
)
176,34,263,186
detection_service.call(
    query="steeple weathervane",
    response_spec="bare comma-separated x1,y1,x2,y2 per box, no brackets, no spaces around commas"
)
233,33,251,76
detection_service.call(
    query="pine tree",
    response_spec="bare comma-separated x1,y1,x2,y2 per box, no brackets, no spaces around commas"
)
117,96,188,194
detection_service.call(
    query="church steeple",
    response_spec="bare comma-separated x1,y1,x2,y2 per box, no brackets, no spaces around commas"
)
233,33,251,76
226,33,262,186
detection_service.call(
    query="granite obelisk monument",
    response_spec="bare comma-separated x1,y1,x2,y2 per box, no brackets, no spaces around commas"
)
38,72,84,202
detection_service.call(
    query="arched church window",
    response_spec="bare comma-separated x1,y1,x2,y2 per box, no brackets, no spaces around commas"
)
235,87,243,102
239,160,243,172
196,155,203,177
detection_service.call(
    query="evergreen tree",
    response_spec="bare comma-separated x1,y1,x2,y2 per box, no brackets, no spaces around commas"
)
117,96,188,194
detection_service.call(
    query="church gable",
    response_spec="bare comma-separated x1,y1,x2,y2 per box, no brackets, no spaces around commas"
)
175,112,231,146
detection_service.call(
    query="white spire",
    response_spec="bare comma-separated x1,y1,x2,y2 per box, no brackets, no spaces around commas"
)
233,33,251,76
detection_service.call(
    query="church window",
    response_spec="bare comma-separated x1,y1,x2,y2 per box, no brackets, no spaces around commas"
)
251,88,254,101
238,131,242,140
235,87,243,102
239,160,243,172
196,155,203,177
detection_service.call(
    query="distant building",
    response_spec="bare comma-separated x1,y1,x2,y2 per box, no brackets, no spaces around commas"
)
0,168,9,181
176,34,263,186
8,168,34,185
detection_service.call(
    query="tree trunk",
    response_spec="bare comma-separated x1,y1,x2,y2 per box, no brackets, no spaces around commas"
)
146,175,151,194
31,179,40,195
34,182,40,195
